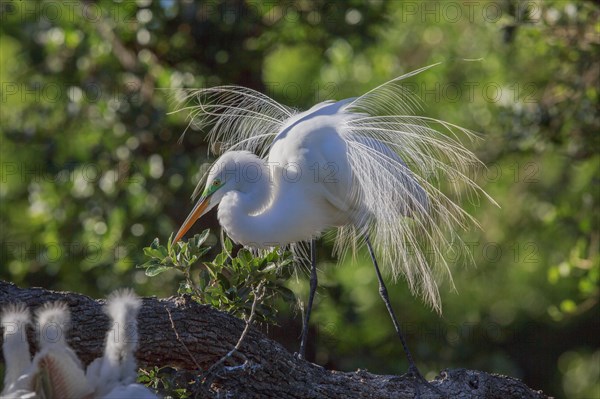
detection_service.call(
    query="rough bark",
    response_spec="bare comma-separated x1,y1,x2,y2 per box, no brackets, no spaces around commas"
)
0,281,553,398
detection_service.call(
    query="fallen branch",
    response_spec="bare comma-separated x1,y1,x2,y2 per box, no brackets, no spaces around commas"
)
0,281,552,399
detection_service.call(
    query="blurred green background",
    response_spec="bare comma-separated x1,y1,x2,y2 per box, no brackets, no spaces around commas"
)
1,1,598,398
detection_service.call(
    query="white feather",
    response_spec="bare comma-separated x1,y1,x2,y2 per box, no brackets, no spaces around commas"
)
2,302,94,399
1,291,158,399
35,302,71,349
30,346,93,398
176,65,497,312
172,86,298,200
87,289,151,398
1,304,32,395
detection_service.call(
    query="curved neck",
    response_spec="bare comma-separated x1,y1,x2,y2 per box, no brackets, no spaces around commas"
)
217,167,322,248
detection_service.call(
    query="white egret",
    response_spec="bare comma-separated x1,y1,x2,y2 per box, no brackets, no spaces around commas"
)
173,64,493,391
1,291,158,399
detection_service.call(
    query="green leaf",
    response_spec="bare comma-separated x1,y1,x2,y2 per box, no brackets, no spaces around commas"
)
144,265,171,277
159,245,168,257
262,263,279,273
203,263,218,280
238,249,253,267
137,260,159,269
167,233,173,254
178,241,188,253
195,229,210,247
214,252,227,265
196,246,211,257
224,237,233,253
266,251,277,262
143,247,164,259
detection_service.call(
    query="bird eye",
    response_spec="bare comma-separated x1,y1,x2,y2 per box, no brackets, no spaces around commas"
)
213,179,221,186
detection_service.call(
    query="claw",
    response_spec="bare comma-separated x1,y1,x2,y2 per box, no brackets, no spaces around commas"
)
403,364,447,399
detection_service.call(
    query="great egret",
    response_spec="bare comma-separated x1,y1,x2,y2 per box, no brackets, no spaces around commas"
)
173,64,493,389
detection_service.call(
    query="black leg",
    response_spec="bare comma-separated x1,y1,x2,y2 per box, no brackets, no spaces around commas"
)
365,236,445,398
299,239,317,360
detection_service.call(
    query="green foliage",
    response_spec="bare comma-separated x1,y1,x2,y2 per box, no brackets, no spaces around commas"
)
138,366,191,399
138,230,295,323
1,1,598,397
136,231,296,397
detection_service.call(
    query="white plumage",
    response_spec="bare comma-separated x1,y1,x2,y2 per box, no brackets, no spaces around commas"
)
86,289,145,398
173,64,495,311
1,304,32,397
1,291,158,399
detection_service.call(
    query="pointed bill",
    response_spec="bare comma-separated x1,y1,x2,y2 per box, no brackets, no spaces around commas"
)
173,196,211,244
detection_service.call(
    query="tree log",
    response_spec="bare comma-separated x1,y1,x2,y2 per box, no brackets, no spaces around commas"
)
0,281,552,398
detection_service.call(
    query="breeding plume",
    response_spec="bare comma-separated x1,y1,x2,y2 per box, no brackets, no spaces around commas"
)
173,64,493,383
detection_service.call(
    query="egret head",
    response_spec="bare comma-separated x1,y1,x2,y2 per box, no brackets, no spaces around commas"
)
173,151,264,243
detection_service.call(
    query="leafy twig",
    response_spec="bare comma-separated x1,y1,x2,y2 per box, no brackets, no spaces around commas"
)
138,230,295,323
201,282,266,388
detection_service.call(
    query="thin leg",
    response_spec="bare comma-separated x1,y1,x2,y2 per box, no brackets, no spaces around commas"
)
365,236,445,397
299,239,317,360
365,236,416,366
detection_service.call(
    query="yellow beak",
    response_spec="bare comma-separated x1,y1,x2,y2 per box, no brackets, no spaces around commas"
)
173,197,211,244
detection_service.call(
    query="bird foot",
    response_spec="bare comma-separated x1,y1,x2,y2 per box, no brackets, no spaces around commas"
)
402,364,447,399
